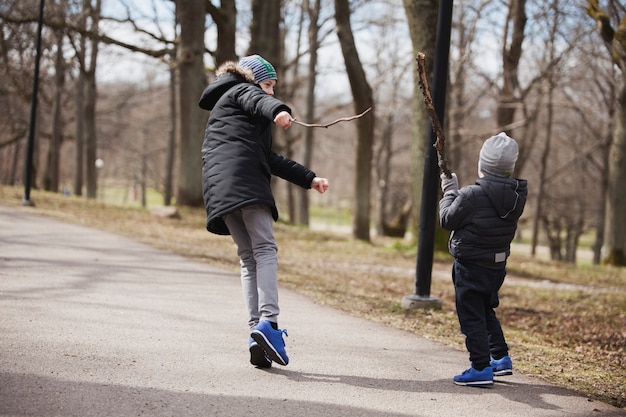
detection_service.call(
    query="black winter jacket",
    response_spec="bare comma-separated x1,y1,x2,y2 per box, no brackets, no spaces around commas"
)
439,175,528,268
199,65,316,235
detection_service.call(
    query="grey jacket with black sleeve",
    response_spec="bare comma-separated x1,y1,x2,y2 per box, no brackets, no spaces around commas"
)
439,175,528,269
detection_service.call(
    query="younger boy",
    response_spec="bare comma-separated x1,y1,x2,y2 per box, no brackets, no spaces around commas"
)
439,132,527,386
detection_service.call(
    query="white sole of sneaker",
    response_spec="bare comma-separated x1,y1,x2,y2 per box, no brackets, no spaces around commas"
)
493,370,513,376
454,380,494,386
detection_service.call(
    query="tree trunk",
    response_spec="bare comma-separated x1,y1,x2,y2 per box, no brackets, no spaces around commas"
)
587,0,626,265
164,60,176,206
174,0,206,206
335,0,375,241
211,0,237,65
593,130,611,264
531,0,556,257
84,66,97,199
282,3,305,225
248,0,281,66
294,0,321,227
376,110,393,236
402,0,438,242
9,140,21,186
604,79,626,265
73,49,85,196
44,28,65,193
565,218,583,264
84,0,100,200
497,0,526,133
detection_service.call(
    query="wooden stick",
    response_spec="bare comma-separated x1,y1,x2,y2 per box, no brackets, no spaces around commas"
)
416,52,451,178
291,107,372,128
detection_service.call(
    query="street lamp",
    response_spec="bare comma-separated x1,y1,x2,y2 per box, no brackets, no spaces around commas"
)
22,0,45,207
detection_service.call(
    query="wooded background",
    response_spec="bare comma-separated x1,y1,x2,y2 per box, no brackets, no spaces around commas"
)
1,0,625,266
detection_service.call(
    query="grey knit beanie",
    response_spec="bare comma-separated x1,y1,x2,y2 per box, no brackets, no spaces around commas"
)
478,132,519,177
238,54,277,84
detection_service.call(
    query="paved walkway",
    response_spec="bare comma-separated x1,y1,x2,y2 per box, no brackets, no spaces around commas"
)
1,205,624,417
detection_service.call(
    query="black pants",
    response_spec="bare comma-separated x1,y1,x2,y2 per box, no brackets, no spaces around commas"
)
452,260,508,370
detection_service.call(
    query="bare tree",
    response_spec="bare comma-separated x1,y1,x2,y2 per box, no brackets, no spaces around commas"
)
294,0,323,226
248,0,281,66
447,0,495,179
280,0,335,227
587,0,626,266
368,2,413,238
206,0,237,66
173,0,205,206
163,61,177,206
72,1,87,196
532,0,559,260
43,23,66,193
497,0,527,136
0,0,61,191
401,0,438,241
570,56,617,264
83,0,101,199
335,0,375,241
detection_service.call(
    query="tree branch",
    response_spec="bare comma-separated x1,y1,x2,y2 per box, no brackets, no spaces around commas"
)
0,13,174,59
290,107,371,128
416,52,451,178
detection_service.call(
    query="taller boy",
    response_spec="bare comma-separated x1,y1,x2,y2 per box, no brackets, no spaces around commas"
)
199,55,329,368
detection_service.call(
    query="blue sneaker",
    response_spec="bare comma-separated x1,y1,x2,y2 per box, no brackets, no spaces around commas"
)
453,366,494,386
251,321,289,366
491,355,513,376
249,337,272,368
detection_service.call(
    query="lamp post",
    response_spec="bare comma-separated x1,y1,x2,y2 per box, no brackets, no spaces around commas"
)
402,0,454,310
22,0,45,207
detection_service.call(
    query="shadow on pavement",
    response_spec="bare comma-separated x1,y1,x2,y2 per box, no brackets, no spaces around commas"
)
0,371,412,417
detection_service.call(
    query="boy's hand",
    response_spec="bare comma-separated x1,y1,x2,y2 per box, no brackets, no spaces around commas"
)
274,111,292,129
440,173,458,195
311,177,329,194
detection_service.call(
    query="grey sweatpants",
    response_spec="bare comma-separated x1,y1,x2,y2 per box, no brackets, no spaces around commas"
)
223,204,279,329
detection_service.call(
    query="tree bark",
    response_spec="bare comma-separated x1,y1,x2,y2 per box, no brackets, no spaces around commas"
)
84,0,100,200
376,110,394,235
248,0,281,67
587,0,626,265
294,0,321,227
497,0,527,133
335,0,375,241
164,59,176,206
402,0,438,242
174,0,206,206
531,0,556,258
207,0,237,66
44,27,65,193
73,21,85,197
604,80,626,265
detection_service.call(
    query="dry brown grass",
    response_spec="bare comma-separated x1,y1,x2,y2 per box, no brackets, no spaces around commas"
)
1,185,624,409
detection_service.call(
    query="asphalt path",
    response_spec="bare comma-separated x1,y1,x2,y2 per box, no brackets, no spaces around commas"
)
1,205,624,417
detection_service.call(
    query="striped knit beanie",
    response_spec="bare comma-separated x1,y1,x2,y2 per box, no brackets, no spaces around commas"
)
238,54,277,84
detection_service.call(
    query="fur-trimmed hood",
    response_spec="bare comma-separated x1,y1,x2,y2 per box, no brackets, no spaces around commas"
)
198,62,256,111
215,61,256,83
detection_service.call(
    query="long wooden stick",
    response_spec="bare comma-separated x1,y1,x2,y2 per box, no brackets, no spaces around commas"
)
291,107,371,128
416,52,451,178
